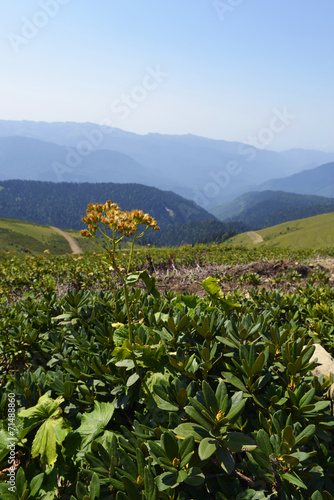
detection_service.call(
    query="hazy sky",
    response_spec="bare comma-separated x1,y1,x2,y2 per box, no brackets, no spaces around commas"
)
1,0,333,151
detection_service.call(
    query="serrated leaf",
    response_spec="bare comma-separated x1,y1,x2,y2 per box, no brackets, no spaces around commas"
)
76,401,114,449
31,416,67,466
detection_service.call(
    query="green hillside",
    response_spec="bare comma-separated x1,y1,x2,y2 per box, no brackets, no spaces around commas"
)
225,211,334,249
0,218,94,256
210,190,334,229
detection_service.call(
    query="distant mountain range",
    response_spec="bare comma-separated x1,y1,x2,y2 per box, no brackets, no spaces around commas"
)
258,162,334,198
1,120,334,207
210,190,334,230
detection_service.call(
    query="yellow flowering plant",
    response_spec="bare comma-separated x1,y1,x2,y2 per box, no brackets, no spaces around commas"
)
80,200,160,344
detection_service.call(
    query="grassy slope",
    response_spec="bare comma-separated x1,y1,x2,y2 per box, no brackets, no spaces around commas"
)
0,218,92,256
0,218,134,256
225,212,334,249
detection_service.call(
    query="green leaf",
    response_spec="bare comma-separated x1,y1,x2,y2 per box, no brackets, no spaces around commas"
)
281,472,307,489
76,481,89,500
76,401,115,449
185,405,214,431
251,352,266,375
144,467,159,500
281,454,299,466
202,380,218,415
121,477,141,500
256,429,272,457
222,372,247,392
202,277,221,296
198,437,219,460
176,388,188,407
294,424,316,447
90,473,100,500
184,467,205,486
226,398,247,423
29,473,44,497
179,435,194,460
216,447,235,473
224,432,258,452
216,380,228,410
19,393,64,422
156,472,178,491
126,372,140,387
16,467,27,498
162,432,178,460
31,416,67,466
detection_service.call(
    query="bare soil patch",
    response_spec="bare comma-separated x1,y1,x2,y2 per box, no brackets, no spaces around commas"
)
144,258,334,296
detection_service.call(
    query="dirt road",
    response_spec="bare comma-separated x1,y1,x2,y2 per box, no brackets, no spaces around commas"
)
246,231,264,244
50,226,83,254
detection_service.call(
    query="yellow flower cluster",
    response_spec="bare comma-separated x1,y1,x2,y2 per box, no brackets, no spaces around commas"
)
80,200,160,238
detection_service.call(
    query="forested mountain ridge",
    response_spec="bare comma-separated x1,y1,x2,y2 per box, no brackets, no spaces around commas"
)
0,180,248,246
210,190,334,230
0,180,215,229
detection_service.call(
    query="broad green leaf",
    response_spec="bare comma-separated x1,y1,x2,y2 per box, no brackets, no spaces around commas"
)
216,447,235,473
176,388,188,407
198,437,219,460
224,432,258,452
222,372,247,392
126,372,140,387
202,277,221,296
281,454,299,466
162,432,178,460
256,429,272,457
294,424,316,447
156,472,178,491
76,401,114,449
174,423,209,441
226,399,247,423
31,416,67,466
19,394,64,422
29,473,44,497
184,467,205,486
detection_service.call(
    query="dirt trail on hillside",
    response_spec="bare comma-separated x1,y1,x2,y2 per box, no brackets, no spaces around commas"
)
50,226,83,254
247,231,264,244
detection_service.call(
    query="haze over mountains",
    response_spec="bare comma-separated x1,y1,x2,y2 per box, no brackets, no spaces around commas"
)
1,120,333,208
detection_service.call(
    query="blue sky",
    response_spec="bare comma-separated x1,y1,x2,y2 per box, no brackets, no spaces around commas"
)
1,0,333,150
